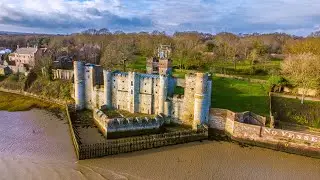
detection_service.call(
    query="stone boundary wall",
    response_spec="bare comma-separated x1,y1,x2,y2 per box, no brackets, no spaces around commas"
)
209,108,320,158
93,109,165,136
283,87,318,97
270,92,320,102
214,73,267,83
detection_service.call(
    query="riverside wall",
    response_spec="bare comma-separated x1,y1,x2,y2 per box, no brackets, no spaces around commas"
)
209,108,320,158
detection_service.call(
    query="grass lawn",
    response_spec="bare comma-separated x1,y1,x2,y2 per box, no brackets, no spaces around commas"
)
212,76,269,116
0,91,62,111
271,96,320,128
127,55,147,73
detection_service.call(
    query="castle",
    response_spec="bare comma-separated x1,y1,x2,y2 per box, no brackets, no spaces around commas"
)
74,45,212,129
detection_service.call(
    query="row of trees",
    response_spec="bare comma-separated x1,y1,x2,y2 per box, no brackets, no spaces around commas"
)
0,30,301,70
40,31,299,71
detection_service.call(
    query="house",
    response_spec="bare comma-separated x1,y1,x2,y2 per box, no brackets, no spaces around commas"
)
8,45,43,73
53,55,74,69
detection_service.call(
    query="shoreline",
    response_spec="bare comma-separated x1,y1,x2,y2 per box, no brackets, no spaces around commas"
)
0,89,67,112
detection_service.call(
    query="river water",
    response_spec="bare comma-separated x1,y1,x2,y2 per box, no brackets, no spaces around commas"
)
0,109,319,180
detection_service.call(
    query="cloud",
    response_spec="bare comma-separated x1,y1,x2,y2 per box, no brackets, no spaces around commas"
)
0,0,319,35
0,0,153,33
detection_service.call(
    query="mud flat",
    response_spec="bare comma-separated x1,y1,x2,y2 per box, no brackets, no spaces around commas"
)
0,109,320,180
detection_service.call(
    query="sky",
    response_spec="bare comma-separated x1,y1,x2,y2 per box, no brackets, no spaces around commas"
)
0,0,319,36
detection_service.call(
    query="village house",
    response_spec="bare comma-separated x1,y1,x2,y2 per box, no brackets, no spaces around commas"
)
8,45,44,73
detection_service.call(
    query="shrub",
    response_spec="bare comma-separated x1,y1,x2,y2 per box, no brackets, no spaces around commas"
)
267,75,288,92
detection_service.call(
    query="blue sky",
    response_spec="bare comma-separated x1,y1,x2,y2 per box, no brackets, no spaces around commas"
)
0,0,319,35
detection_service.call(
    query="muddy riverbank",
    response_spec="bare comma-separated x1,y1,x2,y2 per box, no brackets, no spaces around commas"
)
0,109,320,180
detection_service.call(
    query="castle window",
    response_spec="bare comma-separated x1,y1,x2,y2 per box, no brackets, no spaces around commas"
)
131,90,133,94
131,81,133,86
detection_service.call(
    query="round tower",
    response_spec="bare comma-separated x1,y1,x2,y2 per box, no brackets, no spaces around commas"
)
193,73,208,129
103,69,112,108
74,61,85,110
158,75,168,114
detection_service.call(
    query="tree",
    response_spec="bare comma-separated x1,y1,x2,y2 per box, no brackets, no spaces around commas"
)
213,32,240,69
281,53,320,103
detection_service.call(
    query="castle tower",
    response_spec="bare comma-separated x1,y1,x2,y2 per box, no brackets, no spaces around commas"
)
158,45,172,75
128,72,139,113
74,61,85,110
146,45,172,75
193,73,208,129
158,75,168,114
103,69,112,108
83,65,96,109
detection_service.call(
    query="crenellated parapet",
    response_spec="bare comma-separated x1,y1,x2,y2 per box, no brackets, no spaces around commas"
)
93,109,165,136
107,116,164,133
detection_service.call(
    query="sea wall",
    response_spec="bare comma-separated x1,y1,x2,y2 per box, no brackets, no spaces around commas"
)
209,108,320,158
78,129,208,160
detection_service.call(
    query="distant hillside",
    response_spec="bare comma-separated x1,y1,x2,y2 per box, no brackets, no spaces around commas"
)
0,31,56,36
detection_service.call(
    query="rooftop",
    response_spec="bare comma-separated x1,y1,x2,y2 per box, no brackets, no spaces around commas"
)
14,47,38,55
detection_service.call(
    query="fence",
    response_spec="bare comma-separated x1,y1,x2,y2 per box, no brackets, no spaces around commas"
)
66,104,81,159
78,129,208,160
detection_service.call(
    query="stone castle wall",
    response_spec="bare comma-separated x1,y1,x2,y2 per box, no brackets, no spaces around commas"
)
74,61,212,128
93,109,165,136
52,69,74,80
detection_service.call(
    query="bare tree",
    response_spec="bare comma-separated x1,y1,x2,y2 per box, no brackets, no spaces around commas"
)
281,53,320,103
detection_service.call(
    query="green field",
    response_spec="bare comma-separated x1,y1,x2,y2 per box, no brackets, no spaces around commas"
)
127,55,147,73
0,91,62,111
212,76,269,116
271,96,320,128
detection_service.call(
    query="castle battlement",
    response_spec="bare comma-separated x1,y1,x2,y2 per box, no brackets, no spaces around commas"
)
93,108,165,134
74,61,212,129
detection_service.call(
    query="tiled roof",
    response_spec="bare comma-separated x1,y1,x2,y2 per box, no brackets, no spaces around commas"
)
14,47,37,54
